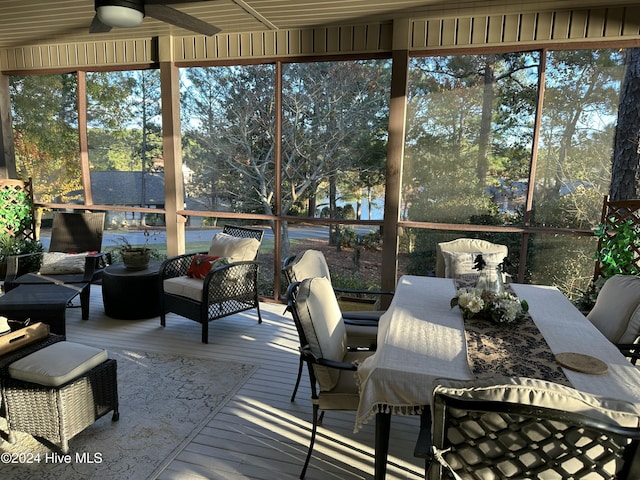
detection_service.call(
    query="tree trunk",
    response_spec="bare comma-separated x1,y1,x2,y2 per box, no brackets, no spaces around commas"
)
610,48,640,200
329,176,338,245
280,220,290,259
308,180,317,217
477,63,494,184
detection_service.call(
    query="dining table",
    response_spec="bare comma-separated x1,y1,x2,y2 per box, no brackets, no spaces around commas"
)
355,275,640,480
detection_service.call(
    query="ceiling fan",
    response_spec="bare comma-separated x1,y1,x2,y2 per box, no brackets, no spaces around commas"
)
90,0,221,36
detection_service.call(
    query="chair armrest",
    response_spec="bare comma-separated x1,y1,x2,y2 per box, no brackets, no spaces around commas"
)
298,344,358,371
4,252,43,285
160,252,203,279
81,252,112,282
316,357,358,371
333,286,394,298
343,317,380,327
202,261,259,301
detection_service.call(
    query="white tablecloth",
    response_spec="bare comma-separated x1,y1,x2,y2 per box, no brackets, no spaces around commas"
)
354,275,640,432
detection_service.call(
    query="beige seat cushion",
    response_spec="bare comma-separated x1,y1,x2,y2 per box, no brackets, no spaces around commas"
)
436,239,508,278
164,267,242,302
208,233,260,262
318,350,372,411
163,276,205,301
587,274,640,344
9,341,108,387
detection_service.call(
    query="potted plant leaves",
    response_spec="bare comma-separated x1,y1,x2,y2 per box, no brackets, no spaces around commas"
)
116,229,156,270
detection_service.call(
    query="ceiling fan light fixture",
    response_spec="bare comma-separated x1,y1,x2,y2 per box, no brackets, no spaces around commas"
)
97,5,144,28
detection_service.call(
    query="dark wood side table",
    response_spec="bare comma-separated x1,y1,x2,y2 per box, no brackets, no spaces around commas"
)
101,261,162,319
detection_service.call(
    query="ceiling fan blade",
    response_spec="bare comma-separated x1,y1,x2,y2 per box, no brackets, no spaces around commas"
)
89,14,113,33
145,4,221,36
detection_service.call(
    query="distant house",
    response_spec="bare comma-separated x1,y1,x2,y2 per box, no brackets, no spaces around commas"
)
91,171,164,206
89,171,210,227
90,171,165,227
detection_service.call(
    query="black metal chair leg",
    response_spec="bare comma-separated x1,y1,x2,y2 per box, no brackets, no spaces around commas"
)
301,403,319,479
291,356,303,402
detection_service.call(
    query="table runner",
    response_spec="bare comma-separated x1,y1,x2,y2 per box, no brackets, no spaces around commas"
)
454,280,571,386
464,315,571,386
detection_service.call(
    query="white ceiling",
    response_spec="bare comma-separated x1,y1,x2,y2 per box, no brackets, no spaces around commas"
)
1,0,637,49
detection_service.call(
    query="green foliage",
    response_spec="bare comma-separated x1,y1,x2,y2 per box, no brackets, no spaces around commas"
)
331,272,381,296
11,74,82,203
341,204,356,219
336,226,358,248
0,188,32,236
533,185,604,229
359,230,382,250
200,217,218,227
528,233,595,301
0,235,44,274
593,218,640,277
286,201,306,217
0,235,43,259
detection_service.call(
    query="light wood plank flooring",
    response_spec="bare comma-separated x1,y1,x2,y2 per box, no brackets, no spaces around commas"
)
58,285,425,480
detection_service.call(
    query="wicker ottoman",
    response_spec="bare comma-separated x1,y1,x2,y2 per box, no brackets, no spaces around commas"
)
3,341,119,453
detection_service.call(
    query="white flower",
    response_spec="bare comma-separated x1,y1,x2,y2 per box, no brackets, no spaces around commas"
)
466,297,485,313
452,288,527,324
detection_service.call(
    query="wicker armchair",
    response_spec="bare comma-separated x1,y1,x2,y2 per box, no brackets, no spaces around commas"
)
3,212,110,320
427,377,640,480
160,225,264,343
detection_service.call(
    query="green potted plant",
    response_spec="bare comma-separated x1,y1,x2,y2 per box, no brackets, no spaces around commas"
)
116,229,156,270
0,235,44,279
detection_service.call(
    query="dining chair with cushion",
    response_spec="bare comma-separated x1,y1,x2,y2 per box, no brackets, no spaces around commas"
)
160,225,264,343
283,249,393,322
283,248,388,400
4,212,110,320
587,274,640,363
286,276,375,479
435,238,508,280
428,376,640,480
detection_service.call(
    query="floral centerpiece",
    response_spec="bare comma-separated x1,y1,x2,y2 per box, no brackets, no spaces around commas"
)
451,287,529,324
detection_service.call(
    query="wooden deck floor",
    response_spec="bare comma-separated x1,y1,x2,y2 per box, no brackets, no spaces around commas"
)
60,285,425,480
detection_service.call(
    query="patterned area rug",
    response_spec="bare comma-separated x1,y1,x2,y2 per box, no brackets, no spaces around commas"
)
0,349,256,480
